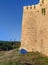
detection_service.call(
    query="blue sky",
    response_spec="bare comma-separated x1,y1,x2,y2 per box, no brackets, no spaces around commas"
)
0,0,39,41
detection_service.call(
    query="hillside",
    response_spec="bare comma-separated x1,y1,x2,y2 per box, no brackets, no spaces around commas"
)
0,49,48,65
0,41,48,65
0,41,21,51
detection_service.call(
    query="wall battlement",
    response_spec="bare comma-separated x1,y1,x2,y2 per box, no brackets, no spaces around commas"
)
23,5,41,11
23,5,46,16
23,0,48,12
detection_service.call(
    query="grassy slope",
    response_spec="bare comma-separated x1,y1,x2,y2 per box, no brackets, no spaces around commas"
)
0,49,48,65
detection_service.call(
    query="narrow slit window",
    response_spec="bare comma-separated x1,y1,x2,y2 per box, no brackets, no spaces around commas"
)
44,8,46,15
34,5,36,9
41,8,46,15
42,0,44,4
30,6,32,9
26,6,28,9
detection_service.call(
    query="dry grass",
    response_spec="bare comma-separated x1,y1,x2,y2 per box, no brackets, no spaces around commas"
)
0,49,48,65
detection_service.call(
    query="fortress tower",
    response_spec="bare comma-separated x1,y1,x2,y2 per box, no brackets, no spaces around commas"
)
20,0,48,56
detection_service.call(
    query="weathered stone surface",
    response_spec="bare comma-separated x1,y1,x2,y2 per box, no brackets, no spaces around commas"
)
20,0,48,56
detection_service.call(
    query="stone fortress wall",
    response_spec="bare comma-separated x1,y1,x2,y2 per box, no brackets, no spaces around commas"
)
20,0,48,56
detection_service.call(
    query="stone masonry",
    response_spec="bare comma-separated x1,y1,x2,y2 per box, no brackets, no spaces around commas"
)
20,0,48,56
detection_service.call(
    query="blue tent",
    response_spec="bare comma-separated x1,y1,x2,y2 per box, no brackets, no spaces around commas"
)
19,49,27,54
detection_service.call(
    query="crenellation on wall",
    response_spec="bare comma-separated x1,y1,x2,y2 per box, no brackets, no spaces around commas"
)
24,5,37,11
24,5,42,12
23,0,48,14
